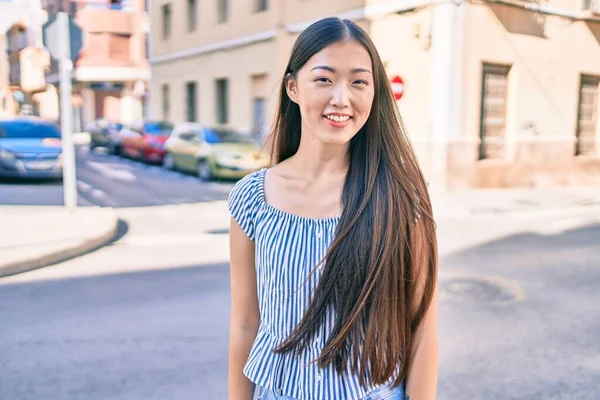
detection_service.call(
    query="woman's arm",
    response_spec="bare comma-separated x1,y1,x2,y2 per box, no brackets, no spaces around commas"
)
405,287,439,399
405,222,439,400
228,218,261,400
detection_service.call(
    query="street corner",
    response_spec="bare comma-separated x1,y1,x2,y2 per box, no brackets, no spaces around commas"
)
0,206,120,278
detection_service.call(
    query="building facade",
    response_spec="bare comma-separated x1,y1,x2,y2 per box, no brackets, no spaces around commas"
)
0,0,50,119
43,0,150,130
150,0,600,190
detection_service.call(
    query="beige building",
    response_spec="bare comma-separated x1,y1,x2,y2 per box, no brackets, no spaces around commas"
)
150,0,600,190
42,0,151,130
0,0,50,119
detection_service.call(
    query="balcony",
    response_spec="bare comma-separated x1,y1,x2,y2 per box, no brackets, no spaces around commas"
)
76,32,133,67
8,47,49,92
74,1,135,35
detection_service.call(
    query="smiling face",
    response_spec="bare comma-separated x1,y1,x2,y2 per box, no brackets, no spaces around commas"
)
286,40,375,146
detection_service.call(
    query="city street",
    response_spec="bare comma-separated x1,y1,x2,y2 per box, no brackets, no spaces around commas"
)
1,165,599,400
0,145,235,207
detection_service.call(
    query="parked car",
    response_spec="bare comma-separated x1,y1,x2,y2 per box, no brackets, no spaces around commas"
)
120,120,173,163
163,123,270,181
0,117,63,179
87,118,111,150
105,122,124,155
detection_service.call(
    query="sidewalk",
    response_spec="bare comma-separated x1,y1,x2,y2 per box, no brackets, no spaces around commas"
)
1,185,598,279
0,206,119,278
431,185,600,220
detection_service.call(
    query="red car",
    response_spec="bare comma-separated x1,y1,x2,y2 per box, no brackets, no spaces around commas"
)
119,121,173,163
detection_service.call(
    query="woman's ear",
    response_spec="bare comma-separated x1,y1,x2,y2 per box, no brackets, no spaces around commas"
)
285,75,299,104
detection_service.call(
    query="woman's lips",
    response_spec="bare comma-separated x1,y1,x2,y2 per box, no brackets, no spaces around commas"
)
323,115,352,128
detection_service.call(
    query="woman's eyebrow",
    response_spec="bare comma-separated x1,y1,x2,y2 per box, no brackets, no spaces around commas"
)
310,65,372,74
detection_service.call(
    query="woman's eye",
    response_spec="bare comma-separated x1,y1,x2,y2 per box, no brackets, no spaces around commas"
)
315,77,332,84
353,80,368,85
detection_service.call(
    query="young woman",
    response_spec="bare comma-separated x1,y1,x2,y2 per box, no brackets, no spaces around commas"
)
228,17,438,400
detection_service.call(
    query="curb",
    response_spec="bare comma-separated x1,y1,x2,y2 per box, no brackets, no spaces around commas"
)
0,210,119,278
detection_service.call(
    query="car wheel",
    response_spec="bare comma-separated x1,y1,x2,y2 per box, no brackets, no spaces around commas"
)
163,153,175,170
109,143,119,155
197,160,212,181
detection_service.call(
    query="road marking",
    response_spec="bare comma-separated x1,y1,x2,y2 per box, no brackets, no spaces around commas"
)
77,180,92,192
91,188,107,199
86,160,137,182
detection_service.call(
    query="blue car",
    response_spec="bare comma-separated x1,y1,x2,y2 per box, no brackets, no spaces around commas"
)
0,118,63,179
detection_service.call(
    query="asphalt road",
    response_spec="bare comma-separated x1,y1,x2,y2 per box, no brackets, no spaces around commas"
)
0,145,235,207
0,149,599,400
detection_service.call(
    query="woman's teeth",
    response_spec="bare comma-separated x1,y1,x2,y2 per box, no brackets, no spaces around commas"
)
325,115,350,122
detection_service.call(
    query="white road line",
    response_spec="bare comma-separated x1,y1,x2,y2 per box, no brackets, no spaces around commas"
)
77,180,92,192
86,160,137,182
91,188,107,198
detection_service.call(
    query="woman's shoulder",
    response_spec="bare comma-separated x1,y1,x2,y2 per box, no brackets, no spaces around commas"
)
227,168,265,209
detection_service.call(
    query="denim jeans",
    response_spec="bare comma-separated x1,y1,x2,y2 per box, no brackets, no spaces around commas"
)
255,383,405,400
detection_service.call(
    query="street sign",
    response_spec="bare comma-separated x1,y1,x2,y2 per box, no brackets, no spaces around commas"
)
42,12,80,211
42,13,83,62
391,75,405,101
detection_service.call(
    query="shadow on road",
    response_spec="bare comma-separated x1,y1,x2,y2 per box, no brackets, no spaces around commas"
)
0,262,231,400
437,222,600,400
1,223,598,399
0,177,62,185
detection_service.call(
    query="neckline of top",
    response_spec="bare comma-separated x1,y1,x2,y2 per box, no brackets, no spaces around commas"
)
256,168,341,224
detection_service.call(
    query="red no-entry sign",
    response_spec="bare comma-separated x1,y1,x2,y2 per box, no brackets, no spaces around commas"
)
390,75,404,100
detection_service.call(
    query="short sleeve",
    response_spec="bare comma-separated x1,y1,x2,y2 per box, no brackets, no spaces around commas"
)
227,171,260,241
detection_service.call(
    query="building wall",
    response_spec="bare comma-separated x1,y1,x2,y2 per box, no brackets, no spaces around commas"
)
151,39,279,130
150,0,366,131
150,0,600,189
368,9,433,175
455,2,600,187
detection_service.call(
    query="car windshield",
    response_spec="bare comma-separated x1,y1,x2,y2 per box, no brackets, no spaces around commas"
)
203,128,255,144
0,121,61,139
144,121,173,135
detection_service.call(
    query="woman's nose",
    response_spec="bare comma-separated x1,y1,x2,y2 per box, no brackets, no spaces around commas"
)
330,84,350,108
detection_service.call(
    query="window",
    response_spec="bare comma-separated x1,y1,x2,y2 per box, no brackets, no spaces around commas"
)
478,63,511,160
186,82,197,122
253,97,266,141
162,4,171,40
575,75,599,156
110,0,122,10
218,0,228,24
255,0,268,12
188,0,197,31
161,84,170,120
216,78,229,124
581,0,600,12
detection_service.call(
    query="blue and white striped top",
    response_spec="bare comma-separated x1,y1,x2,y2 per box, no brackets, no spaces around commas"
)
228,168,400,400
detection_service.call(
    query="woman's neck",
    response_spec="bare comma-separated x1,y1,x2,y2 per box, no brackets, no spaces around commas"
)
286,135,350,180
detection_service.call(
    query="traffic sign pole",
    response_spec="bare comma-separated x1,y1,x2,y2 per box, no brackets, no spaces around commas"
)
56,12,77,211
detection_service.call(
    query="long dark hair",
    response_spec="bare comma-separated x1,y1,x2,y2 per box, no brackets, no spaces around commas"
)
269,17,438,389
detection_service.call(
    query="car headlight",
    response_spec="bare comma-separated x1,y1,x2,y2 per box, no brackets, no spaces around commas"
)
0,148,16,162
